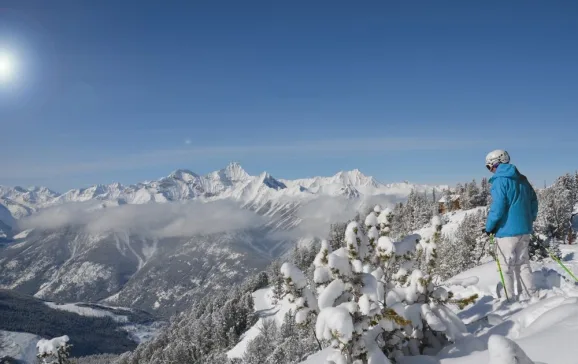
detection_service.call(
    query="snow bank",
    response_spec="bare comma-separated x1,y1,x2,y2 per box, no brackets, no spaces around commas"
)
488,335,534,364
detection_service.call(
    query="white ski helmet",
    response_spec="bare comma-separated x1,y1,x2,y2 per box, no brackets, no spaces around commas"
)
485,149,510,169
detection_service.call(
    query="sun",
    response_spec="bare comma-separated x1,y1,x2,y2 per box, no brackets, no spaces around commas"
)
0,52,15,83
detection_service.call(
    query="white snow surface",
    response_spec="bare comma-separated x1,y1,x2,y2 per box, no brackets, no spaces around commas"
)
0,330,41,363
299,244,578,364
227,287,288,359
44,302,129,322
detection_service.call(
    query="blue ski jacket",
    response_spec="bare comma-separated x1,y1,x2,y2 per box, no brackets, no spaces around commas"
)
486,163,539,238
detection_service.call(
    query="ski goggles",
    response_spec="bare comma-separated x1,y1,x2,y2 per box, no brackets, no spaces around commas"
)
486,163,499,171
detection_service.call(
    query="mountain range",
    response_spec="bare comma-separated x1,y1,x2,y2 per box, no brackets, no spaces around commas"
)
0,163,446,317
0,163,445,218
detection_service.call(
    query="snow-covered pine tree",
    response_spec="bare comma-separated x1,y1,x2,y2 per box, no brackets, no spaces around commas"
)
267,259,285,305
364,206,381,264
464,180,482,209
480,177,491,206
416,215,442,276
533,179,571,259
329,222,347,251
436,210,487,279
37,336,72,364
312,207,476,363
280,262,319,326
313,239,333,295
377,207,393,237
242,319,278,364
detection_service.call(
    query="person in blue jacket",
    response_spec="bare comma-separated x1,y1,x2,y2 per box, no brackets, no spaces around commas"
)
484,149,539,301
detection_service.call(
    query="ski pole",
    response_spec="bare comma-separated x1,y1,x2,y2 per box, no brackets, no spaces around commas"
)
490,234,509,301
547,248,578,282
532,234,578,283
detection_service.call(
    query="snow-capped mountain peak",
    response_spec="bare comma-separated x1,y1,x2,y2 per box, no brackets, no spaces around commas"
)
332,169,380,188
169,169,200,183
258,172,287,191
0,163,445,219
222,162,250,182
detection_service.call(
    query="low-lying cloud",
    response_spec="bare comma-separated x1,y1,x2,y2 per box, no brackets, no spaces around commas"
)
273,194,403,240
19,200,266,238
18,194,406,241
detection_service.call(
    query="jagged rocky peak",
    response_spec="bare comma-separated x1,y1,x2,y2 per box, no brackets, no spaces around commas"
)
27,186,60,196
0,203,16,228
258,172,287,190
169,169,200,183
333,168,380,187
339,184,361,198
217,162,251,182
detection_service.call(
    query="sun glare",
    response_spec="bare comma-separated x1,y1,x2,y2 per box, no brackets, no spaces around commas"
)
0,52,16,83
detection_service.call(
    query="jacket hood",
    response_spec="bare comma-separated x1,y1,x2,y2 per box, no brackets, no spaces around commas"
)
490,163,520,182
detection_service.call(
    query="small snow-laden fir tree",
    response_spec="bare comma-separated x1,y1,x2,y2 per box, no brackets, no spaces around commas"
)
479,177,491,206
435,210,488,280
280,262,319,326
364,206,382,265
329,222,347,251
312,207,477,364
377,207,393,237
415,215,443,276
462,180,482,209
267,259,285,305
471,209,490,266
37,335,72,364
534,180,572,255
532,180,571,260
314,239,333,295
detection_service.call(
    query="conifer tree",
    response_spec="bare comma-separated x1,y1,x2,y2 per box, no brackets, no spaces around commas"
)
312,207,476,363
37,336,73,364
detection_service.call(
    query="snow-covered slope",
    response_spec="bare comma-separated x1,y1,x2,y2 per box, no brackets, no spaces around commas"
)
0,330,41,363
298,245,578,364
227,287,285,359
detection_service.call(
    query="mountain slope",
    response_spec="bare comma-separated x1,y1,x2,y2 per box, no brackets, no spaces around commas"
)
0,225,276,317
0,164,446,316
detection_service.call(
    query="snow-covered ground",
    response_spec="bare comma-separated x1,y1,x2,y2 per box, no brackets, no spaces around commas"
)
44,301,164,345
228,242,578,363
299,244,578,364
227,287,291,359
44,302,130,322
0,330,41,363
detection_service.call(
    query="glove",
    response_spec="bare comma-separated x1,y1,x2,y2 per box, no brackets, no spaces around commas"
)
482,228,492,236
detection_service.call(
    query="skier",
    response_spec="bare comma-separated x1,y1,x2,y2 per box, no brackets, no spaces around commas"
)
484,149,539,301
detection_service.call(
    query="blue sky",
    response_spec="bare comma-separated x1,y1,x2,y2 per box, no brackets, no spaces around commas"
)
0,1,577,191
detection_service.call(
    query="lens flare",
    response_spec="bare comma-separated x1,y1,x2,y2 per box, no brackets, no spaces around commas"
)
0,52,15,83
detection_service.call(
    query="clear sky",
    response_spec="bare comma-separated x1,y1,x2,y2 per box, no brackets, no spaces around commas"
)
0,1,577,192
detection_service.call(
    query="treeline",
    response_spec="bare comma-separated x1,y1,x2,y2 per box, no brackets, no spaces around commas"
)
115,273,268,364
0,290,137,357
